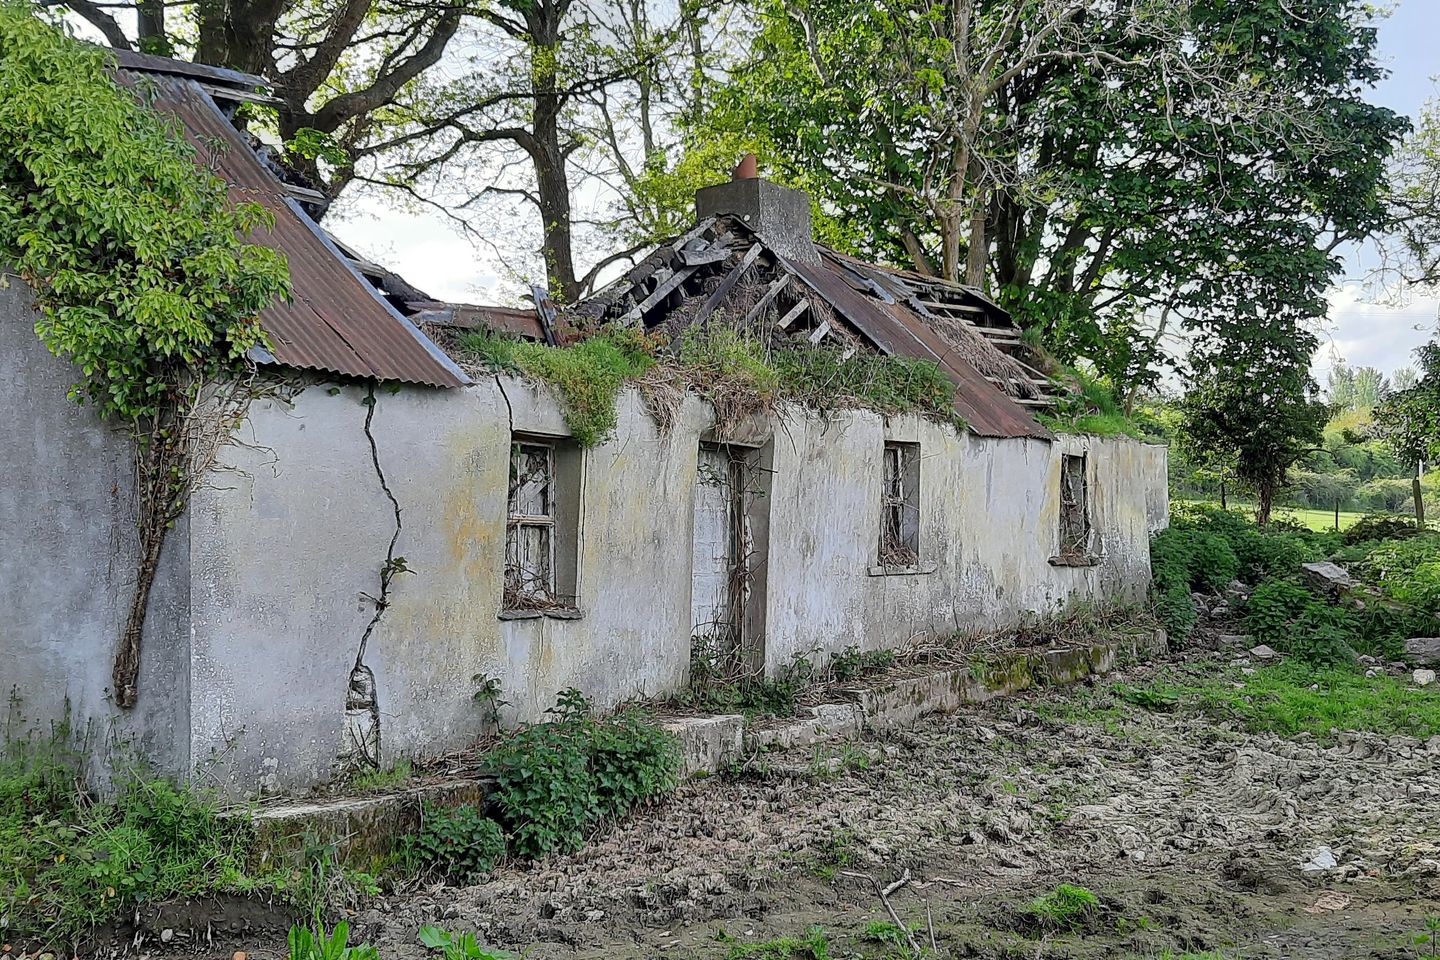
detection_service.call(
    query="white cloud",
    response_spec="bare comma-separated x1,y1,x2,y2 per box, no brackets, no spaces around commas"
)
1315,284,1438,381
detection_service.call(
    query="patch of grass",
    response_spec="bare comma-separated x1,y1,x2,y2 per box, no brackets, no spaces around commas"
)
1039,369,1146,438
1026,883,1101,931
725,927,831,959
458,327,657,446
810,827,859,881
348,757,412,793
1121,662,1440,741
0,752,262,948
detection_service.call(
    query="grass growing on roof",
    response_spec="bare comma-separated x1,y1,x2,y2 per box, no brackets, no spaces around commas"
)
459,327,657,446
457,324,962,446
1039,368,1145,438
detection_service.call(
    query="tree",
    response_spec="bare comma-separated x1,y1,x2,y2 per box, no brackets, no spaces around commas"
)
1352,365,1388,410
689,0,1404,396
45,0,465,207
366,0,729,302
1180,323,1329,526
1374,339,1440,525
1327,362,1357,410
1393,365,1419,392
1380,97,1440,294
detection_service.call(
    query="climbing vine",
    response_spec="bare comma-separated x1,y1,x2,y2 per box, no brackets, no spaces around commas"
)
0,7,290,706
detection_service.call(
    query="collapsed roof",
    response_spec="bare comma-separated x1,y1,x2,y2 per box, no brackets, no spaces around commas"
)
111,49,468,389
566,175,1057,440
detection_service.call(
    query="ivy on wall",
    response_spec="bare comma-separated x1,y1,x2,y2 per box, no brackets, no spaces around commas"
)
0,6,290,706
0,4,289,418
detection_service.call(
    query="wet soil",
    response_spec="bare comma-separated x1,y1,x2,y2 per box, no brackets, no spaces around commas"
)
344,652,1440,959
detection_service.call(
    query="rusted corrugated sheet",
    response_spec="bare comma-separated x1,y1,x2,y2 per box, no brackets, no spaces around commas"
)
407,301,546,341
122,71,468,388
787,257,1050,441
112,48,266,89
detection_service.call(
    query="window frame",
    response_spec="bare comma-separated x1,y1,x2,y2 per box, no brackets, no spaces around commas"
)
1056,452,1096,563
502,436,583,617
873,440,928,575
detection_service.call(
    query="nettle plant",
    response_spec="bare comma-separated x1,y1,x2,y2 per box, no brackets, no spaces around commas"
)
0,7,289,705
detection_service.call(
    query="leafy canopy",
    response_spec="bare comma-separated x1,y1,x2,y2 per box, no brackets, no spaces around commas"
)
0,6,289,420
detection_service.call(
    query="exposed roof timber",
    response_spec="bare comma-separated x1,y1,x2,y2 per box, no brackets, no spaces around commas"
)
776,298,810,330
690,243,763,328
745,274,792,323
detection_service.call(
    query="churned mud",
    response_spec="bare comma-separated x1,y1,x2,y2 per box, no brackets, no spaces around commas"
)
343,653,1440,959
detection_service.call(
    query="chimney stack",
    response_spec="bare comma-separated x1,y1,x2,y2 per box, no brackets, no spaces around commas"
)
695,156,819,265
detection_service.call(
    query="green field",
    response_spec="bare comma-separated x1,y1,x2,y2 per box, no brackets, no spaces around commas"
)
1177,499,1368,532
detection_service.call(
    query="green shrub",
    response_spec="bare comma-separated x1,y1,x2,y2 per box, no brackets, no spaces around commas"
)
1186,532,1240,593
1155,578,1198,640
484,691,679,860
1357,536,1440,613
588,711,681,821
829,646,896,682
1344,514,1424,546
1245,580,1315,649
1290,604,1359,667
408,805,506,885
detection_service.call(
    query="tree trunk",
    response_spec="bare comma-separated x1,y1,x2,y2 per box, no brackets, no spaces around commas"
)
965,207,987,288
1256,483,1274,526
1220,474,1228,511
1415,466,1427,529
136,0,168,54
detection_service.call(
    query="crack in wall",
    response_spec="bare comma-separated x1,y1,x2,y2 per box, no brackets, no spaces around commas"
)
341,380,403,771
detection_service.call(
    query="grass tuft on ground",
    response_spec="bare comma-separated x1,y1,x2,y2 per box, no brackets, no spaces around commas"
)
1102,661,1440,741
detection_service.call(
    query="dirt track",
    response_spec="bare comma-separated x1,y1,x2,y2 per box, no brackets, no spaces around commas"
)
358,654,1440,959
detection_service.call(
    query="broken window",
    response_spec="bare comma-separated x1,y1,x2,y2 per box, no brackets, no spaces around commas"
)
879,441,921,567
1059,453,1091,557
504,439,581,612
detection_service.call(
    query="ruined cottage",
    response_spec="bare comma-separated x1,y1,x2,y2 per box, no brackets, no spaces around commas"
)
2,53,1168,797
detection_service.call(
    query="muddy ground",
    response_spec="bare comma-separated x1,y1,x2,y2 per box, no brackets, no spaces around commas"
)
326,652,1440,960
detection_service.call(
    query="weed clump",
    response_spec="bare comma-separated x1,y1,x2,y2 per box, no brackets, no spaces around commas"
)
1026,882,1101,932
483,690,679,859
407,804,506,885
459,327,657,446
0,751,258,948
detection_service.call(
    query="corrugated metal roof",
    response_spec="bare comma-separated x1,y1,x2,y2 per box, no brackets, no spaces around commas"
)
787,256,1052,441
119,67,468,388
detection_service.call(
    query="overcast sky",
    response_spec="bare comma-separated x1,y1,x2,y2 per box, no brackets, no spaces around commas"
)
324,1,1440,382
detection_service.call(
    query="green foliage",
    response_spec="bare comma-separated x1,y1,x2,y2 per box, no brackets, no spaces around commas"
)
1244,580,1315,649
726,927,831,960
407,805,505,886
484,691,679,860
0,7,289,420
1040,369,1146,438
828,646,895,682
458,325,959,445
0,757,257,946
418,925,513,959
1148,527,1238,639
1026,883,1101,931
679,654,816,718
288,922,380,960
1356,536,1440,614
1343,514,1423,545
1123,662,1440,741
459,327,657,447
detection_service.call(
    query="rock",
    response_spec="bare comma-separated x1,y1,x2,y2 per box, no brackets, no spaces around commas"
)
1301,561,1359,595
1406,638,1440,666
1365,669,1378,678
159,929,174,943
1301,846,1338,873
1210,602,1231,619
1249,644,1279,660
1413,669,1437,687
1219,634,1251,647
233,953,248,960
1227,579,1252,597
